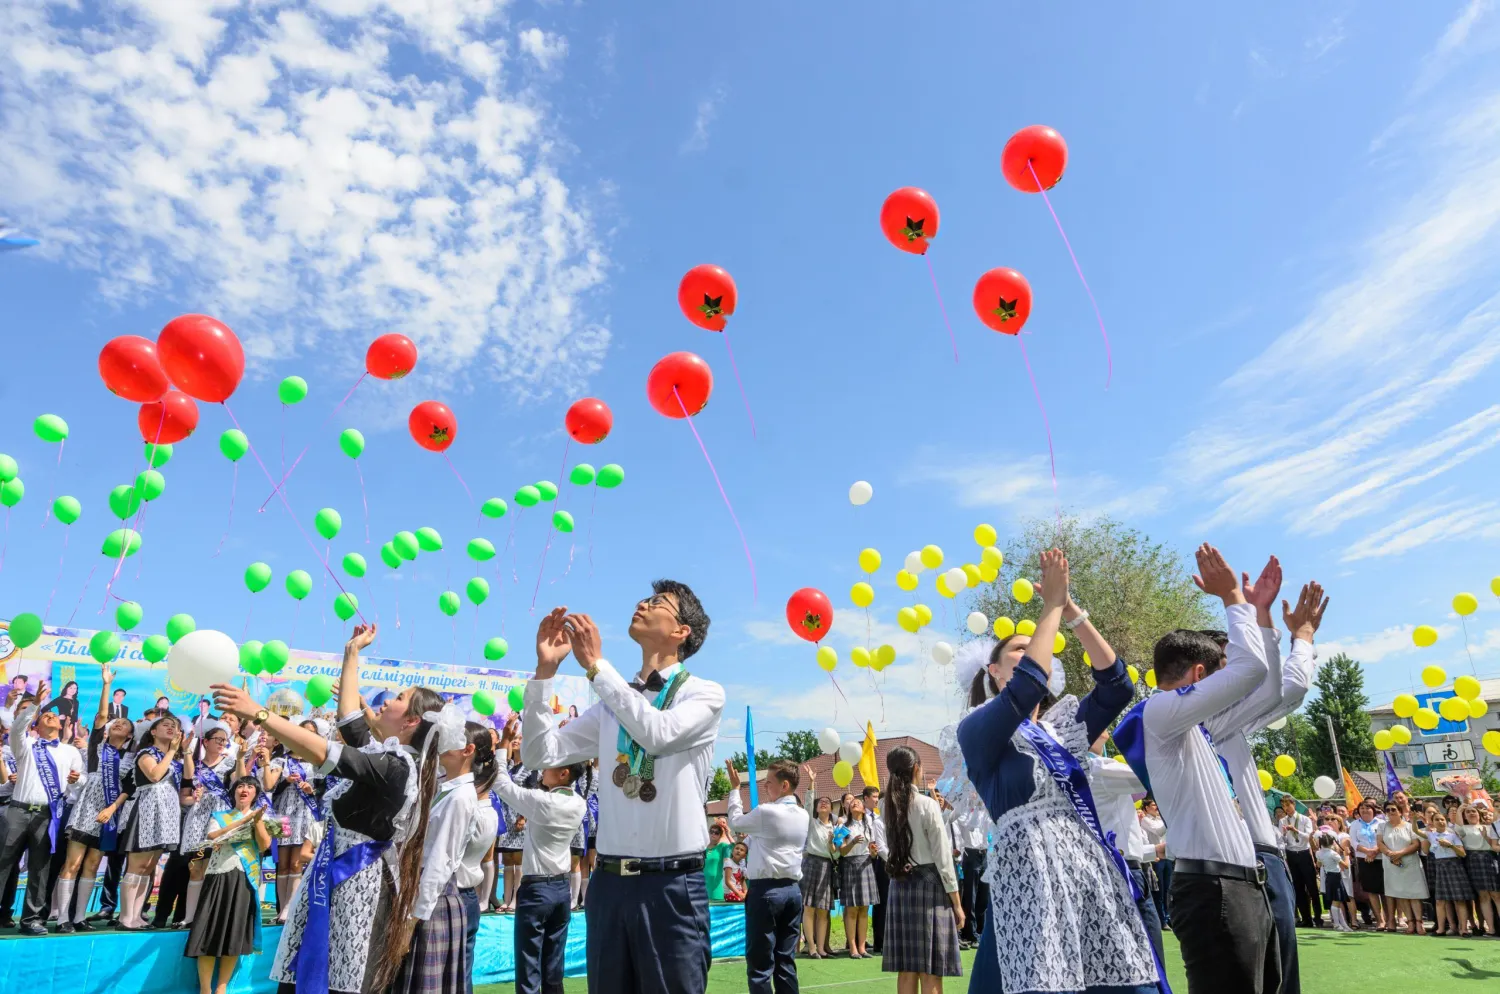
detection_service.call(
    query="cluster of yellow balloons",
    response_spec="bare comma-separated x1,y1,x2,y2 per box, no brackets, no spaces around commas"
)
1371,725,1414,751
893,525,1005,600
1388,674,1488,737
815,643,897,673
1253,754,1298,791
896,603,934,633
1409,585,1494,649
1484,731,1500,757
986,614,1066,654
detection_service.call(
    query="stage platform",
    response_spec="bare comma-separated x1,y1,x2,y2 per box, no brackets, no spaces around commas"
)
0,903,748,993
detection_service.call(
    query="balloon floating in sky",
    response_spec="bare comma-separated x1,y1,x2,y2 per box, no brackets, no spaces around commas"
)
0,455,17,482
647,352,713,418
52,495,81,525
220,429,249,461
879,187,940,255
144,442,173,468
1453,592,1478,616
278,376,308,405
157,314,245,403
569,464,596,486
973,268,1033,335
366,333,418,380
408,401,456,452
339,429,365,459
1001,125,1069,192
483,638,509,661
416,526,443,552
481,497,508,518
565,398,613,444
849,481,873,506
8,612,44,649
34,414,68,443
597,465,625,489
786,587,833,643
677,265,737,332
343,553,367,577
244,562,272,592
138,390,199,443
99,335,170,403
1412,624,1438,648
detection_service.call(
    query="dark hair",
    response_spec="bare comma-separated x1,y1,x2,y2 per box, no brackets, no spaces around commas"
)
710,823,724,837
1152,629,1224,686
155,696,170,708
761,760,798,793
653,579,710,660
882,746,919,877
465,721,499,796
62,681,79,698
563,763,588,785
229,774,264,807
112,688,125,699
814,795,832,819
137,714,179,751
861,785,879,799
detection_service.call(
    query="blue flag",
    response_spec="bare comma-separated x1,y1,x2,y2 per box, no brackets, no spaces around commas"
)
745,705,759,809
1384,752,1403,797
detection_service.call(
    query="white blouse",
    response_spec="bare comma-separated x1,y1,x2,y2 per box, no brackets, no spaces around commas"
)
897,792,958,893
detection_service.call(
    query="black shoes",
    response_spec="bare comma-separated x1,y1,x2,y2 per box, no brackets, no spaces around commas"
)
17,922,48,937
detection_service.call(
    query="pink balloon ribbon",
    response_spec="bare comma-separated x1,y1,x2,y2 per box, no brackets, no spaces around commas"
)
134,503,148,580
211,462,239,559
925,255,960,364
720,330,758,439
257,372,368,511
41,441,64,529
0,507,8,573
101,419,162,611
530,441,571,610
44,527,69,621
674,386,756,597
67,563,98,627
1018,335,1061,530
1027,159,1112,389
586,485,599,578
444,452,475,509
355,460,371,543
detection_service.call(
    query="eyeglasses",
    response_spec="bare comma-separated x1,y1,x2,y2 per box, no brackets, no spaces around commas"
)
638,593,680,622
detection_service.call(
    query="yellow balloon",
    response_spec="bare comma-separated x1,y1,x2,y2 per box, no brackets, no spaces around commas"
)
816,646,837,672
920,545,944,570
850,582,875,608
1016,619,1037,637
832,760,854,787
1420,664,1446,688
1412,625,1439,648
1372,730,1394,751
1469,697,1489,719
1439,696,1469,722
1484,730,1500,757
936,574,955,599
978,563,999,583
914,603,933,626
1126,663,1138,684
1392,693,1419,718
876,644,896,667
1052,631,1066,655
851,647,871,669
963,563,983,588
1012,578,1034,604
1453,592,1479,616
1257,769,1274,791
980,546,1003,570
1389,724,1412,745
1454,675,1482,700
1492,576,1500,597
897,607,920,633
1413,707,1440,730
896,570,919,592
1273,754,1296,778
1145,669,1158,689
993,616,1016,638
973,523,997,547
859,548,882,574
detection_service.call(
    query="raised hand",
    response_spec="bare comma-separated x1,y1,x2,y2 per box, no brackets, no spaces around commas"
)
500,715,520,749
1282,581,1329,643
1241,556,1282,623
725,760,742,790
535,608,573,676
1191,544,1243,604
563,614,602,668
211,682,261,722
1038,548,1070,606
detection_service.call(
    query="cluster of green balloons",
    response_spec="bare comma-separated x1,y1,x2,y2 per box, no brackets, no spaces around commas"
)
381,526,442,569
0,454,22,511
240,639,290,676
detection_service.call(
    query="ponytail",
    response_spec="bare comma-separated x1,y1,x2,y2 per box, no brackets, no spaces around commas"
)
467,720,498,796
882,746,919,878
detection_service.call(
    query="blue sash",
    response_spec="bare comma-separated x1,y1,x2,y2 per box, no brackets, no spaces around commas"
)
99,743,123,852
32,740,66,853
146,747,183,789
293,819,391,994
282,758,324,821
212,810,265,952
1113,697,1235,801
198,763,232,806
1018,719,1172,994
585,792,599,839
490,791,507,835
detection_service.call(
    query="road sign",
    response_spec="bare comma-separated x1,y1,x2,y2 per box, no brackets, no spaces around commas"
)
1415,691,1469,736
1423,739,1475,764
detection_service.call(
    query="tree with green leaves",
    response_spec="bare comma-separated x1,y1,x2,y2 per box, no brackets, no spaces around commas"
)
730,749,780,772
775,730,822,764
706,767,731,801
1304,653,1375,776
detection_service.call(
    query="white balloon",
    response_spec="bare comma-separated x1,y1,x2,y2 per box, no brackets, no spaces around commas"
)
904,552,925,574
966,612,989,636
931,641,954,666
1266,716,1288,731
167,629,241,695
945,567,968,591
817,727,842,754
838,741,863,765
1312,775,1337,799
849,481,873,506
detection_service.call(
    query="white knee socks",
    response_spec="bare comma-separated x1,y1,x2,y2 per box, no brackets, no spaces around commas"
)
73,874,94,923
52,878,75,923
479,861,495,911
118,874,146,927
570,871,581,908
184,879,203,924
279,874,302,921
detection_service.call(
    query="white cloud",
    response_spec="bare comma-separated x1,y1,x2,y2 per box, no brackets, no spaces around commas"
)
0,1,608,395
680,84,726,154
1320,623,1454,664
517,28,567,70
906,453,1167,523
1305,16,1347,61
1339,497,1500,562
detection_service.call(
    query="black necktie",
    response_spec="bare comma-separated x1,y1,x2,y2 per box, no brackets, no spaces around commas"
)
629,671,666,694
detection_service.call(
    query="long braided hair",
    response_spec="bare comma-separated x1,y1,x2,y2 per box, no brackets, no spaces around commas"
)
466,720,499,796
882,745,919,878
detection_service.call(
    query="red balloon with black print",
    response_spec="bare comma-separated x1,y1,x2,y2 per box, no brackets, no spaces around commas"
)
156,314,245,403
99,335,170,402
879,187,941,255
973,268,1033,336
408,400,457,452
1001,126,1068,193
786,588,833,643
677,265,737,332
366,333,419,380
137,390,200,443
646,352,713,418
565,397,613,444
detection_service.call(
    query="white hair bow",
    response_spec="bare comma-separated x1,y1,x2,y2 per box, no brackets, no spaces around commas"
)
423,703,468,754
953,638,996,698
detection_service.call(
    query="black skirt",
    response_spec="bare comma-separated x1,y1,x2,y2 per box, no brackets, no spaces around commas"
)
184,869,259,957
1357,858,1384,896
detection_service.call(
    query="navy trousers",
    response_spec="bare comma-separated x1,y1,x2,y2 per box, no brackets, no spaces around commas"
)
515,876,572,994
95,851,124,916
1258,851,1298,994
1129,864,1164,966
0,804,54,924
459,886,481,994
745,878,801,994
586,865,710,994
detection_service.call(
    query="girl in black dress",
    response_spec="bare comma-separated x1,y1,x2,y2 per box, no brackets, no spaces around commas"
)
185,776,271,994
118,713,185,930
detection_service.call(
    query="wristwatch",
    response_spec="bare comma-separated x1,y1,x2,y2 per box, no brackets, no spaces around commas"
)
254,708,271,724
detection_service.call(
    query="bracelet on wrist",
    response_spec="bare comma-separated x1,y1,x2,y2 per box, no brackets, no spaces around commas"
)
1064,609,1089,630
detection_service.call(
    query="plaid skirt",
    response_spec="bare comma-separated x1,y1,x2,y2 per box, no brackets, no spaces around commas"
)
1433,858,1475,902
840,854,880,908
389,881,469,994
1466,851,1499,893
881,864,962,977
800,854,835,910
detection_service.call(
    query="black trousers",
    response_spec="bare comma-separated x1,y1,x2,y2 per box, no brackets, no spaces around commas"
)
515,876,571,994
868,856,889,951
95,850,124,916
745,879,801,994
1171,870,1279,994
586,865,710,994
0,845,20,923
153,850,191,926
1283,849,1321,926
0,804,56,925
958,848,988,942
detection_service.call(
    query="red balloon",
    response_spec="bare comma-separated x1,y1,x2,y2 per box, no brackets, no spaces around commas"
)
677,265,737,332
565,398,613,444
879,187,941,255
1001,125,1068,193
99,335,170,402
137,390,200,443
156,314,245,403
408,400,457,452
366,333,419,380
786,588,833,643
646,352,713,419
973,269,1033,336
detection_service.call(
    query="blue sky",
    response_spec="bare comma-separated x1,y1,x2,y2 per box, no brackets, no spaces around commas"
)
4,1,1500,761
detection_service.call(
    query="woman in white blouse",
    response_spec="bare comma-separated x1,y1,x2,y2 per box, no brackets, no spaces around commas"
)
880,746,963,989
799,771,837,958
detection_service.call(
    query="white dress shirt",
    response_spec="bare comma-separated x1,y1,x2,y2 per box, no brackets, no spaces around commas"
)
839,820,871,858
1278,812,1314,851
458,792,500,890
521,659,723,859
802,792,835,857
903,792,959,892
862,811,887,857
493,747,587,877
1089,755,1150,862
8,706,84,807
727,790,810,881
1139,814,1165,862
413,771,479,920
946,805,989,852
1140,602,1267,868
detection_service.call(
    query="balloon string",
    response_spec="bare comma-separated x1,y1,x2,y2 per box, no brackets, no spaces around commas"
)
469,607,479,667
102,419,162,610
355,461,371,543
68,563,98,626
257,373,367,511
924,255,960,364
673,386,756,598
42,440,64,529
828,674,848,724
530,441,571,611
721,331,757,439
211,461,238,559
443,453,475,510
1026,159,1112,390
394,584,401,630
44,528,69,620
505,508,526,584
1461,617,1479,677
322,542,329,651
291,599,300,647
0,507,8,572
134,503,148,580
586,485,598,578
1018,336,1061,531
869,667,886,725
243,604,253,641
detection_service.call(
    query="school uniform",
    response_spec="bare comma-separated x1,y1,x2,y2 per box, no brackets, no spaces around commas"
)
522,659,724,994
727,790,810,994
837,821,880,908
1429,829,1474,901
947,809,989,946
458,790,498,994
184,810,264,958
0,706,85,930
1088,753,1163,965
390,770,481,994
799,800,837,911
880,792,961,979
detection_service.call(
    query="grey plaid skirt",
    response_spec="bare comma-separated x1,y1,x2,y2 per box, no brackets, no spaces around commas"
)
1465,851,1498,893
840,854,880,908
881,864,962,977
1434,857,1475,902
389,881,469,994
800,854,835,909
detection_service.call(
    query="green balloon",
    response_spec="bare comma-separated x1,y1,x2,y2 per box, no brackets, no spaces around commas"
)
261,640,290,673
141,634,171,663
343,552,367,578
507,685,525,712
552,510,575,533
394,531,420,560
481,497,507,519
108,484,141,520
306,674,336,707
245,562,272,593
166,613,196,643
471,690,497,716
134,469,166,501
0,478,24,507
101,528,142,558
240,640,264,674
315,508,342,540
144,442,173,468
334,592,359,621
89,630,121,663
466,577,490,605
278,376,308,405
514,486,540,508
34,414,69,443
219,429,249,461
597,464,625,489
286,570,313,600
569,463,596,486
115,600,143,631
416,526,443,552
0,454,17,482
483,637,509,661
52,495,82,525
339,428,365,459
8,612,43,649
536,481,558,501
467,537,496,561
380,542,402,569
438,591,461,616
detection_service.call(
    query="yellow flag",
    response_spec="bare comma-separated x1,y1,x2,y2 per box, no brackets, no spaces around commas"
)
858,721,880,794
1341,768,1364,811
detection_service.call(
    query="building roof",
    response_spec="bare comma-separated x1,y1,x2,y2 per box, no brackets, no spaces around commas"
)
704,734,942,817
1367,677,1500,715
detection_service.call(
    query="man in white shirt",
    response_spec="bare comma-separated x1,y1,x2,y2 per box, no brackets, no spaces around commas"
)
521,580,724,994
1277,795,1320,928
858,784,890,953
496,724,587,994
1088,737,1163,963
725,759,810,994
0,701,84,934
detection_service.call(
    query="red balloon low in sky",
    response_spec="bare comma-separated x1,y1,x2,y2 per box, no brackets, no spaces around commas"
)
647,352,713,418
157,314,244,403
367,333,418,380
565,397,613,444
786,588,833,643
879,187,941,255
408,400,457,451
138,390,199,443
1001,126,1068,193
99,335,170,402
973,268,1033,336
677,265,737,332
